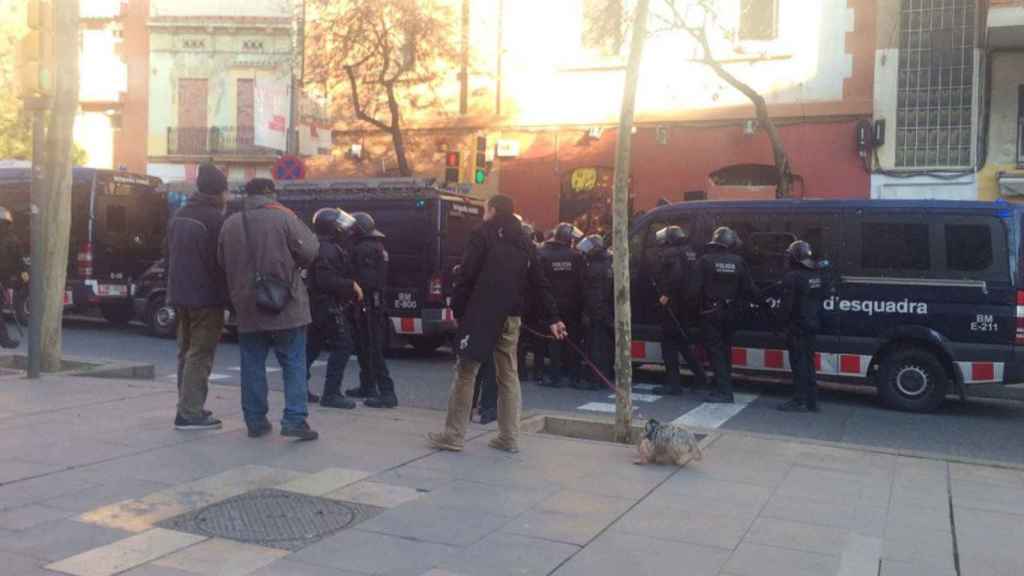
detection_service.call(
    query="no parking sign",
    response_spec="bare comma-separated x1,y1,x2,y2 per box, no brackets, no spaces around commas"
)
272,155,306,181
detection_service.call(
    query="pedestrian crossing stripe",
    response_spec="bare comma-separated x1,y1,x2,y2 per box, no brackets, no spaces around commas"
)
577,402,637,414
671,393,759,430
607,393,661,403
228,366,281,373
166,373,231,381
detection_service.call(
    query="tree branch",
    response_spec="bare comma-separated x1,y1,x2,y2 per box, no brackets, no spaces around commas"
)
344,65,391,131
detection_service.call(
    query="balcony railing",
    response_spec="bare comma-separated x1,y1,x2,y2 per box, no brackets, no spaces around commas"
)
166,127,266,156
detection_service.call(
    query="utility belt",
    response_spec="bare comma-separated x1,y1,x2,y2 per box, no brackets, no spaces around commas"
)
701,298,735,316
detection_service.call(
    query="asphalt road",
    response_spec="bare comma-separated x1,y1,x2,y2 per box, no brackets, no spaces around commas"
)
9,315,1024,466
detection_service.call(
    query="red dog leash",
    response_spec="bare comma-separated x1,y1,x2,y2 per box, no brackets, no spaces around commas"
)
524,325,622,398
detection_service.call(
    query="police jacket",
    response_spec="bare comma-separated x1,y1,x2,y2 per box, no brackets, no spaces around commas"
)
582,250,614,327
697,245,761,309
780,266,824,334
351,236,389,307
655,243,700,319
537,240,584,314
452,213,560,363
308,236,357,325
166,193,228,309
0,232,22,282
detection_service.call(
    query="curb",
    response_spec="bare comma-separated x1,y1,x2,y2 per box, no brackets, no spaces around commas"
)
0,354,155,381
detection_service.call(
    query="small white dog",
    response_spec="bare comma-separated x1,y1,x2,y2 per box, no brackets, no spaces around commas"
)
635,419,702,466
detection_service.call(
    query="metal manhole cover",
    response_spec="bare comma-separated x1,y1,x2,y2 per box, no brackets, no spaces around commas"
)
157,489,385,551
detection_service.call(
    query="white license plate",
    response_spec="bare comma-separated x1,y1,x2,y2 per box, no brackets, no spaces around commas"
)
97,284,128,297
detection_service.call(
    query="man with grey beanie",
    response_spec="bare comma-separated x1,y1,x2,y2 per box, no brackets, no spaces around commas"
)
167,163,230,430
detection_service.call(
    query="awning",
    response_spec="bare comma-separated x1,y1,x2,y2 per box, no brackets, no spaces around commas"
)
998,173,1024,197
988,5,1024,48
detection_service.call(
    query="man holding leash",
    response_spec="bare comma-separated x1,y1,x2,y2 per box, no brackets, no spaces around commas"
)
429,195,565,454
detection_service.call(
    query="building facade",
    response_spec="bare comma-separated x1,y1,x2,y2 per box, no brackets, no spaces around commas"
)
871,0,1024,201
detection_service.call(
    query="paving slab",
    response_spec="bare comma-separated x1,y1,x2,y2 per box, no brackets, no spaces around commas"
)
325,481,427,509
612,497,755,550
0,519,132,563
743,517,852,557
355,499,509,547
435,532,579,576
421,479,556,517
878,558,957,576
722,542,840,576
248,558,365,576
552,531,730,576
0,504,74,532
152,538,289,576
291,528,458,575
277,468,371,497
45,528,206,576
503,490,634,547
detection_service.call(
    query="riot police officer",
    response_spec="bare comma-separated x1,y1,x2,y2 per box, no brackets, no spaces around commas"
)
654,225,706,395
0,207,20,349
306,208,362,410
578,234,613,389
697,226,761,403
778,240,825,413
346,212,398,408
517,222,544,382
537,222,584,388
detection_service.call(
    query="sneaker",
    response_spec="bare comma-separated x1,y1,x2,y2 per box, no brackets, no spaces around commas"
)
704,391,735,404
653,385,684,396
307,391,321,404
428,432,463,452
321,394,357,409
364,395,398,409
345,386,378,399
478,410,497,425
488,437,520,454
281,421,319,441
174,414,223,431
777,399,809,413
247,418,272,438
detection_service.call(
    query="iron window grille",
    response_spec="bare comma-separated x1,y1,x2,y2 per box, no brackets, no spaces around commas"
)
896,0,978,169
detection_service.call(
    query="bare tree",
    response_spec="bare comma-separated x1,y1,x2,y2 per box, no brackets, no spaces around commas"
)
305,0,458,176
662,0,793,197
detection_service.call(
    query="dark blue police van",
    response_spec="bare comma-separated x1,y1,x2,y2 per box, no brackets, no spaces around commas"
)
629,199,1024,412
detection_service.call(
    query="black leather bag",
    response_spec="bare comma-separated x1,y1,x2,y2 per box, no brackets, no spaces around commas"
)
242,207,292,314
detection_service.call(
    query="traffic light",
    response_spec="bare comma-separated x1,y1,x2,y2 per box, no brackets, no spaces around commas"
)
474,136,487,184
16,1,53,98
444,151,460,185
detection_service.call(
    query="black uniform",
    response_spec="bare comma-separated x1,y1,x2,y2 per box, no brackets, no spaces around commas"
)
581,247,614,388
655,242,707,393
350,235,396,402
697,245,760,401
306,237,358,402
472,357,497,423
0,216,21,349
536,240,584,386
780,266,825,410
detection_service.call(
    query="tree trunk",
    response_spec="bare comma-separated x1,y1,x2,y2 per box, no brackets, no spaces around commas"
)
611,0,650,444
386,85,411,176
38,0,78,372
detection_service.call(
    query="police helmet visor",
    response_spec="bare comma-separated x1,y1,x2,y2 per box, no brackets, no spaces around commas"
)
0,207,12,225
576,234,604,256
335,209,357,232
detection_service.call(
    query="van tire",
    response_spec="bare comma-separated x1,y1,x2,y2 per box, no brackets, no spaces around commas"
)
101,303,135,326
146,295,176,339
878,347,948,413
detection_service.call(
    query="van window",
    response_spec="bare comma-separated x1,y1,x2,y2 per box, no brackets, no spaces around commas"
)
861,222,930,271
106,205,127,234
946,224,992,272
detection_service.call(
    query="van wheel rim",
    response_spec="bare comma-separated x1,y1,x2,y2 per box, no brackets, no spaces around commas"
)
156,307,175,327
895,366,929,397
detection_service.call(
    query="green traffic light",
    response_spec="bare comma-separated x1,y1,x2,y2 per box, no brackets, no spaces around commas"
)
474,168,486,184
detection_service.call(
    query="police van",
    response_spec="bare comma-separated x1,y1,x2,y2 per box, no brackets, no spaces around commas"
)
629,199,1024,412
0,167,166,325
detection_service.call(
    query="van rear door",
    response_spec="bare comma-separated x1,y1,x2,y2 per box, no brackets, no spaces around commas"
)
91,173,167,293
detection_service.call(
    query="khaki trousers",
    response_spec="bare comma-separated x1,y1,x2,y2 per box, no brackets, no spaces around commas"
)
176,307,225,420
444,317,522,447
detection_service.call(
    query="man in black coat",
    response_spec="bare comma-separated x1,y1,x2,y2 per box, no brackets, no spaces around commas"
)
0,207,22,349
537,222,584,388
777,241,825,413
346,212,397,408
578,235,613,389
167,163,229,430
654,225,707,396
429,195,565,454
697,226,762,404
306,208,363,410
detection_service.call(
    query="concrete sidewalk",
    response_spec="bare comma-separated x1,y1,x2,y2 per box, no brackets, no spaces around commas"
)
0,375,1022,576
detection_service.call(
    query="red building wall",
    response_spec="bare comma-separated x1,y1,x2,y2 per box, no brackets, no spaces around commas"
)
499,120,870,232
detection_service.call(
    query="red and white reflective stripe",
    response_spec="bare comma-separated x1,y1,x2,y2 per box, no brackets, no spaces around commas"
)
391,317,423,335
630,341,663,363
631,341,873,379
441,308,455,322
957,361,1005,383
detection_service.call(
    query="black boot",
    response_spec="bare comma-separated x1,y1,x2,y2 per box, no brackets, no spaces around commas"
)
346,386,378,399
307,391,321,404
0,329,19,349
364,394,398,409
321,394,356,409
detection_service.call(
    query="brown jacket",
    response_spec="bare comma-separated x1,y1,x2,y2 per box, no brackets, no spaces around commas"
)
218,195,319,333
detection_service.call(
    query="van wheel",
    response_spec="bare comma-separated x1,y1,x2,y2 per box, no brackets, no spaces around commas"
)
409,335,444,355
147,295,176,339
100,303,135,326
878,347,948,413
